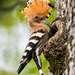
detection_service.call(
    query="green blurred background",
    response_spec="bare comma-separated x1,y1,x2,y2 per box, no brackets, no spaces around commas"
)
0,0,57,75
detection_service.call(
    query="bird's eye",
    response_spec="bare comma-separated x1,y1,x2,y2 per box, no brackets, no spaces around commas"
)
35,16,38,19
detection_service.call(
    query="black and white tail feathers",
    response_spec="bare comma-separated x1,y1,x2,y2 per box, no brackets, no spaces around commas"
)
17,29,45,75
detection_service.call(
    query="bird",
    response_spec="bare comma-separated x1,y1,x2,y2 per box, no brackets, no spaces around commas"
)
17,0,54,75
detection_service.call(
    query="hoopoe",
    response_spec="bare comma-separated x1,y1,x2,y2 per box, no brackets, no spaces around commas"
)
17,0,54,75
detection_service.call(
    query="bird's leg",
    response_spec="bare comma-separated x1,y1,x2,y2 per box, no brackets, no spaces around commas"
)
33,48,43,75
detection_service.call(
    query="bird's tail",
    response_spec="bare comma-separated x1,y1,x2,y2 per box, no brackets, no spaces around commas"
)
17,62,27,74
17,54,32,74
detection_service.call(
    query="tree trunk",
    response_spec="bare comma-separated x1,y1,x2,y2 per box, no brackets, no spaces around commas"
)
43,0,75,75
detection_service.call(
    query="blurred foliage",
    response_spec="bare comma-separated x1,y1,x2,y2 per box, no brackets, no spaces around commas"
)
0,0,17,9
0,0,56,75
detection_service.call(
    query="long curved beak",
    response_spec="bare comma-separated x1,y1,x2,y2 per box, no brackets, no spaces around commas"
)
40,20,57,31
40,20,51,27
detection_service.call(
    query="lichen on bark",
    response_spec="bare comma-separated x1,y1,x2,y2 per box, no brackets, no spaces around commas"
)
43,0,75,75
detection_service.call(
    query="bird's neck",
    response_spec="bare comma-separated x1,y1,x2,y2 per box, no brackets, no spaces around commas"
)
28,21,47,32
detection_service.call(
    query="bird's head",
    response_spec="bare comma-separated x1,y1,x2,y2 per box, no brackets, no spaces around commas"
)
21,0,53,23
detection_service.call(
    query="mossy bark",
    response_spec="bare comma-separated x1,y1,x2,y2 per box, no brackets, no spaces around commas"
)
43,18,68,75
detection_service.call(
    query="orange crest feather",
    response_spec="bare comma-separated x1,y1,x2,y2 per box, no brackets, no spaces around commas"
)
21,0,52,17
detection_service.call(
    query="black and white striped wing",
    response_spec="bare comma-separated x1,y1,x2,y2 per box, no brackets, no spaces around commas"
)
17,29,45,74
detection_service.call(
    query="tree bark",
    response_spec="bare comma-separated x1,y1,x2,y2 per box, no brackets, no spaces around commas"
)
43,0,75,75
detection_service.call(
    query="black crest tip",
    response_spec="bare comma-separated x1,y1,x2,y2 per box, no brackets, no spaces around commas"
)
49,13,51,15
20,10,21,12
46,16,48,18
27,2,29,4
48,3,54,8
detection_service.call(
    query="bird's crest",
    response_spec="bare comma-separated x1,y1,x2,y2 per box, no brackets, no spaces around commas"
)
21,0,52,17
